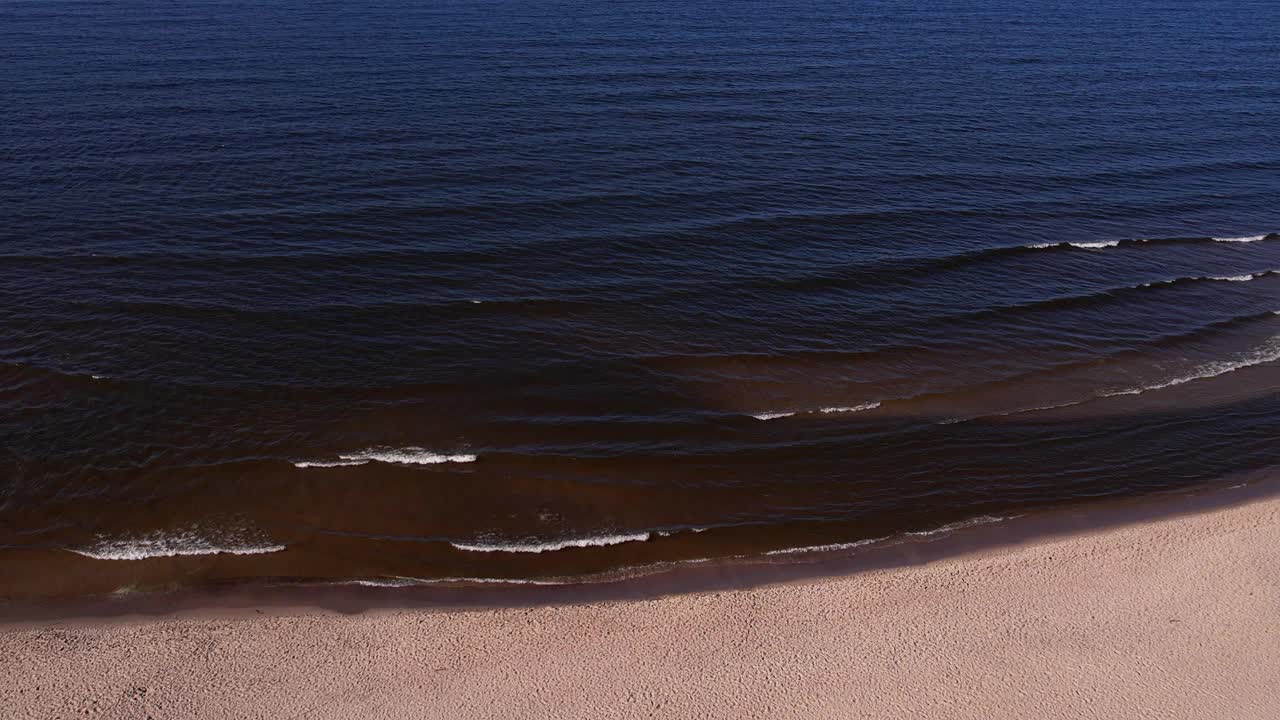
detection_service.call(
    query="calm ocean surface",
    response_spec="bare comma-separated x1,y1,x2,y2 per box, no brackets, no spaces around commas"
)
2,0,1279,598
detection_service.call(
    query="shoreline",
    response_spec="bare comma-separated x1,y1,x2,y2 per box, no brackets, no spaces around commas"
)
4,464,1277,626
6,468,1279,718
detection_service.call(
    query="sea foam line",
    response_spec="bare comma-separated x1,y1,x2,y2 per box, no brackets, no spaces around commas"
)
764,514,1020,556
903,514,1021,537
424,576,568,586
764,536,887,556
332,575,564,587
752,402,880,420
450,531,652,554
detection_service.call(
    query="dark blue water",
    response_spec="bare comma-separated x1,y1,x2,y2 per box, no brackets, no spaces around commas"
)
2,0,1279,598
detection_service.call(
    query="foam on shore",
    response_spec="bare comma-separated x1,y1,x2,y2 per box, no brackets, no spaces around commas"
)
451,531,652,554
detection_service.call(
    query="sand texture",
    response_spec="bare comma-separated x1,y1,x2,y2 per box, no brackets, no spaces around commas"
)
4,495,1279,719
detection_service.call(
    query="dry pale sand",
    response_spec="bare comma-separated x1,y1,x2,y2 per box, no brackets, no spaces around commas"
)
4,495,1280,720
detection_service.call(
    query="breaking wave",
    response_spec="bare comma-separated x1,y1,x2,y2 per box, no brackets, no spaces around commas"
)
293,459,368,468
70,526,285,560
1026,232,1273,252
1101,335,1280,398
819,402,882,414
1140,269,1275,287
294,447,477,467
1027,239,1122,250
753,402,880,420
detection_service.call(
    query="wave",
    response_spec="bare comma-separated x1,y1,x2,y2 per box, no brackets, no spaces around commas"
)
761,232,1273,296
819,402,882,414
293,447,477,468
764,514,1019,556
329,575,566,587
293,459,368,468
70,526,285,560
424,576,567,586
1140,269,1274,287
336,577,426,587
1214,234,1270,243
764,536,887,556
1029,240,1120,249
1027,232,1272,251
1100,334,1280,399
751,411,796,420
990,329,1280,418
903,514,1020,536
951,267,1276,320
752,402,880,420
451,531,652,553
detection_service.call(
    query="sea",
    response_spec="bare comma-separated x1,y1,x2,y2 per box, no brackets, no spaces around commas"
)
2,0,1278,600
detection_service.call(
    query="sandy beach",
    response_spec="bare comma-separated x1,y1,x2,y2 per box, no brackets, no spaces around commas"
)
5,492,1279,720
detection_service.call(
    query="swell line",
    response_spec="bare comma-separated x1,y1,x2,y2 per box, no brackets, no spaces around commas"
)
753,232,1276,295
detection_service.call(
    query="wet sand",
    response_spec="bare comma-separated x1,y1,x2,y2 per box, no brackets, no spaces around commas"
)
5,492,1279,719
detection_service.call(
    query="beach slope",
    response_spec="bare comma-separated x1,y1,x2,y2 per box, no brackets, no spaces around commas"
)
5,495,1279,719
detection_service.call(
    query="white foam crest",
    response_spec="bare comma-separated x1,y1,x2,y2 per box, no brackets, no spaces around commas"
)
451,531,652,554
764,514,1020,556
293,459,369,468
71,527,285,561
1140,269,1276,287
1214,234,1267,243
426,576,567,586
818,402,881,414
753,402,879,420
338,577,426,588
987,399,1089,419
336,447,477,465
751,411,796,420
764,536,887,556
1101,336,1280,398
335,575,565,588
1027,240,1121,250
